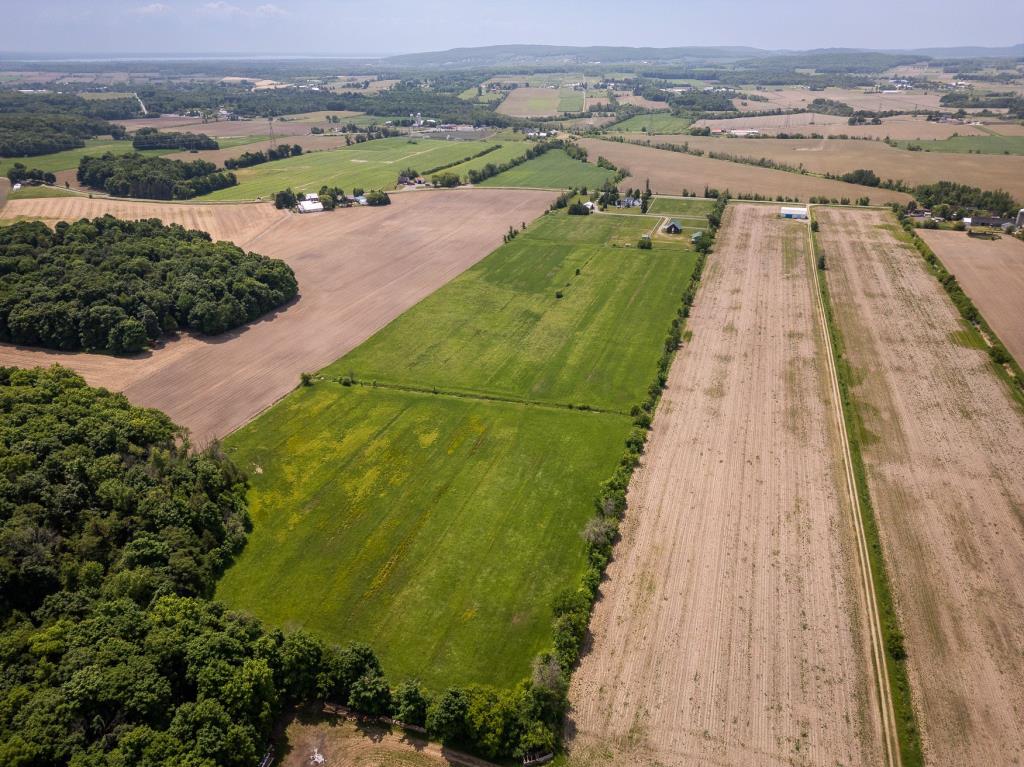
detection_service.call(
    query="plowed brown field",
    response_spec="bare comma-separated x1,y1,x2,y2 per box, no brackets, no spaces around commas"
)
693,113,987,140
577,138,911,204
818,208,1024,766
0,189,552,442
917,229,1024,365
567,204,885,767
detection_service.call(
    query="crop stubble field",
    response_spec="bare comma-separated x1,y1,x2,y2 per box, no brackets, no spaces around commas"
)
0,189,553,442
693,113,991,140
577,138,912,204
817,208,1024,766
568,204,885,767
917,229,1024,364
216,210,701,688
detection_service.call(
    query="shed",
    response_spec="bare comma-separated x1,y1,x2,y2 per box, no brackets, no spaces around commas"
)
690,230,704,244
780,206,808,220
297,200,324,213
663,219,683,234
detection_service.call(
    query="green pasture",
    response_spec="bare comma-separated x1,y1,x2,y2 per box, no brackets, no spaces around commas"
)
558,88,585,112
200,137,502,199
648,197,716,217
894,134,1024,155
328,211,695,412
608,113,693,133
435,142,527,180
217,209,699,691
7,185,82,199
217,386,629,689
478,149,616,189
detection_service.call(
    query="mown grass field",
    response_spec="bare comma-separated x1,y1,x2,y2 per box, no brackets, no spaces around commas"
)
608,113,693,133
477,149,616,189
217,208,701,690
648,197,716,217
328,212,695,412
558,88,585,112
894,134,1024,155
434,141,527,180
7,185,83,200
201,137,502,200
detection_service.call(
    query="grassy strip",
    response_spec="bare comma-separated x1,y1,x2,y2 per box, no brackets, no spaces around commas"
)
548,194,724,688
809,211,924,767
889,207,1024,408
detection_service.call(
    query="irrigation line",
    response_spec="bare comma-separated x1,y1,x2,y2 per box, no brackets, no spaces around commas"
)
804,211,901,767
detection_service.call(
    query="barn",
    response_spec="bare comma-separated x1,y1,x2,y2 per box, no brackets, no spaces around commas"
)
663,219,683,234
780,206,809,220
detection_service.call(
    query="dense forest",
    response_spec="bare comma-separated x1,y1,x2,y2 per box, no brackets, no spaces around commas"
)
131,127,219,151
77,153,237,200
0,366,566,765
0,92,137,157
0,216,298,353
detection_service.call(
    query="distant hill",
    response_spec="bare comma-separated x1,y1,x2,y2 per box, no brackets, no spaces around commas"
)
380,44,773,68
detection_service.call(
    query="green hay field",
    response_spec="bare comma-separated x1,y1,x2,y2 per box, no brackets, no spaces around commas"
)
201,137,502,200
216,209,699,691
558,88,585,112
894,134,1024,155
433,141,528,180
608,114,693,133
648,196,716,217
477,149,616,189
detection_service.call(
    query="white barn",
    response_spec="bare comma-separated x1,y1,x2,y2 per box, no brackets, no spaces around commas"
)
297,199,324,213
780,206,809,220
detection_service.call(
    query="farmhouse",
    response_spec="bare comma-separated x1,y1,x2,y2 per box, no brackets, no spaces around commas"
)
781,206,809,219
616,196,642,208
663,219,683,234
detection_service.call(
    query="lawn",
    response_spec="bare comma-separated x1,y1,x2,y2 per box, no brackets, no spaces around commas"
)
327,211,695,412
216,209,699,691
608,114,693,133
200,137,502,200
217,385,629,689
648,196,716,217
477,149,616,189
894,134,1024,155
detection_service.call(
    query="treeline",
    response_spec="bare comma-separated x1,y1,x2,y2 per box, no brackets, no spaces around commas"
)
912,181,1019,218
4,162,56,185
131,126,219,150
0,91,141,120
0,113,125,157
808,98,854,116
224,143,302,169
940,91,1024,116
466,139,583,184
0,216,297,353
77,152,237,200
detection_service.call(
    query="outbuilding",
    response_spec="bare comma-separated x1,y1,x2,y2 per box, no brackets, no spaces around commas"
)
780,206,809,220
663,219,683,234
297,199,324,213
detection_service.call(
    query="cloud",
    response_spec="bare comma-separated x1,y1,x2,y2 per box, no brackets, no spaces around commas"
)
132,2,169,14
200,1,288,18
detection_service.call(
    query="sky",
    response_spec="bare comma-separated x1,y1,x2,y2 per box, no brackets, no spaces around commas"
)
3,0,1022,57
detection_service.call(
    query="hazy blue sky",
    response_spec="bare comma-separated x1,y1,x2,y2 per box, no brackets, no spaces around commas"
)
4,0,1022,56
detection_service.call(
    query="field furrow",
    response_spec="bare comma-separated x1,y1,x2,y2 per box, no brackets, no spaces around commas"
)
817,207,1024,766
567,204,885,766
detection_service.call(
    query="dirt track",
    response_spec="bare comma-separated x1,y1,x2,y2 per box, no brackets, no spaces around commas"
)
818,208,1024,766
577,138,911,204
0,189,552,443
567,204,885,766
918,229,1024,365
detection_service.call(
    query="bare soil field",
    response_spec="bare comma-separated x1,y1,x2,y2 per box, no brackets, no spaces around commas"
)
734,87,948,113
694,113,989,140
817,207,1024,767
641,134,1024,201
615,94,671,111
918,229,1024,364
577,138,911,204
114,116,321,138
985,121,1024,136
567,204,885,767
278,707,495,767
0,189,553,443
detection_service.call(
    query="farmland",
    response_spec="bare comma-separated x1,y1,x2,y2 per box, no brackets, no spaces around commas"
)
647,196,715,217
660,134,1024,202
0,138,167,176
917,228,1024,365
0,189,552,442
216,206,701,689
817,207,1024,766
568,204,886,766
477,149,617,189
577,137,913,203
495,86,563,117
693,113,991,140
607,113,691,133
893,134,1024,154
200,137,504,200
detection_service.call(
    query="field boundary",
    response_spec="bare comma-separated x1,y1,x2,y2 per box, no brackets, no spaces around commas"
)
809,207,923,767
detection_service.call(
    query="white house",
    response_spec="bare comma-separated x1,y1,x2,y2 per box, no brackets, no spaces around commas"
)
297,199,324,213
303,192,320,202
780,206,809,220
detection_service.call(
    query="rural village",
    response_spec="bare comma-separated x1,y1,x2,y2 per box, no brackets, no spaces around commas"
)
0,11,1023,767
